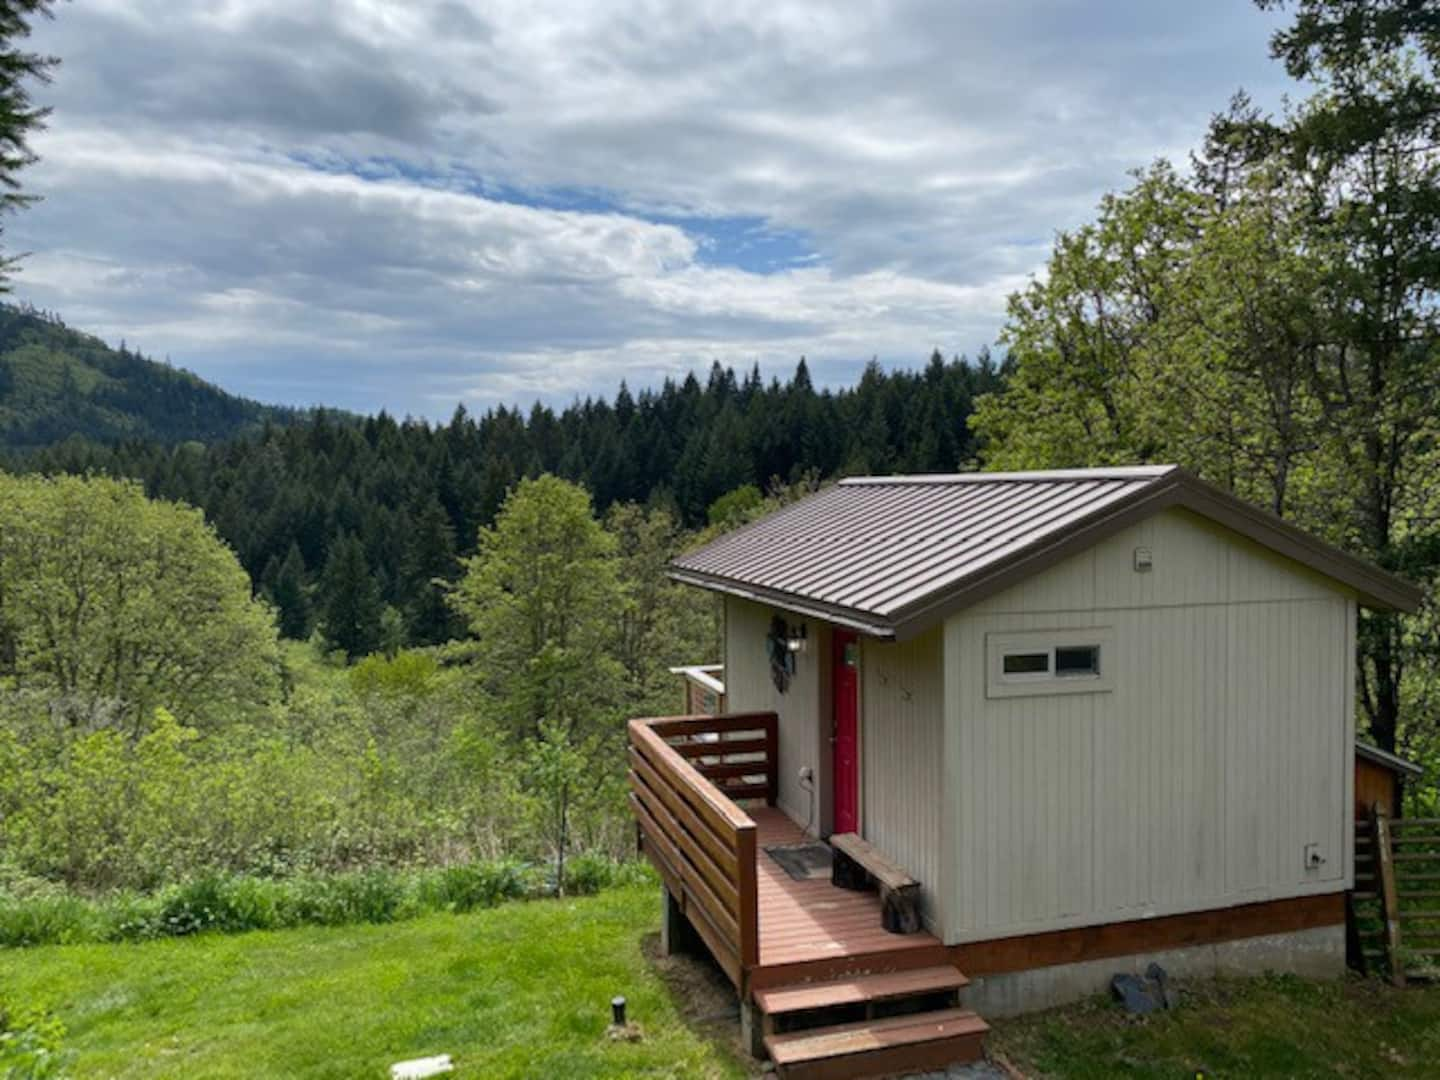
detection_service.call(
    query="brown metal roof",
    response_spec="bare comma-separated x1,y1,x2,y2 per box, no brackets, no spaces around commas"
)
669,466,1423,639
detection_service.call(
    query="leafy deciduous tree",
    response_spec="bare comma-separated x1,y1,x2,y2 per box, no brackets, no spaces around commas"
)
0,473,280,732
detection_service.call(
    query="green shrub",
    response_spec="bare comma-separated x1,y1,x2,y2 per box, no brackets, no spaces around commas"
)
0,895,99,948
0,859,654,949
0,996,69,1079
422,859,531,913
289,870,411,927
562,853,618,897
154,875,285,937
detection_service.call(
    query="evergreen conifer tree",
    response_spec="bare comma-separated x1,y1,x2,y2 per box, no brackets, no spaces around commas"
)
402,497,460,645
319,532,383,661
268,542,313,640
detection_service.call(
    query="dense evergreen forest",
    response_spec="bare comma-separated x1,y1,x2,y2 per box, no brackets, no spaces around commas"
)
0,304,299,448
10,350,1004,648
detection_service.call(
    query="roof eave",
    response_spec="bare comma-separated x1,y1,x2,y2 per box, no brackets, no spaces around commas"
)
669,465,1424,644
1168,473,1424,614
1355,741,1426,778
665,568,898,639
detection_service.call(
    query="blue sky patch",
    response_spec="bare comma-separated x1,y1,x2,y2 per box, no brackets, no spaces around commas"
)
285,152,819,274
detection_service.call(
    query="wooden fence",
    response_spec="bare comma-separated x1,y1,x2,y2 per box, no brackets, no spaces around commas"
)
1352,805,1440,984
626,712,778,991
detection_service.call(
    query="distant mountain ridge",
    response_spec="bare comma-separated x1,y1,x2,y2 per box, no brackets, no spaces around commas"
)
0,303,300,449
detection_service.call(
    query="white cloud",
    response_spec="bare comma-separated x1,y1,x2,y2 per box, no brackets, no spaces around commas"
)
8,0,1292,416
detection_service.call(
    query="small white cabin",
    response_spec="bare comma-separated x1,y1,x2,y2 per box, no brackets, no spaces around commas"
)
632,466,1420,1069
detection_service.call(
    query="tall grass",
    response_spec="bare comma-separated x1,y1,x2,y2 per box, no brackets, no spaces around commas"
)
0,856,654,948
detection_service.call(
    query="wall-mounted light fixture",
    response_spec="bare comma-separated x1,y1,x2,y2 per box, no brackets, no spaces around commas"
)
786,623,808,655
767,615,807,693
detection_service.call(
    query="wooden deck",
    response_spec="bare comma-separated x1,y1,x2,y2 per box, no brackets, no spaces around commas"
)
627,712,949,995
630,712,986,1074
752,807,946,986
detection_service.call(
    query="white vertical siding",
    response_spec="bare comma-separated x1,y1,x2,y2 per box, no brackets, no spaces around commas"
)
945,508,1354,944
860,628,944,930
724,596,828,832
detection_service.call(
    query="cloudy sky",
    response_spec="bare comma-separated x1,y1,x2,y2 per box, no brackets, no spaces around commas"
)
12,0,1290,418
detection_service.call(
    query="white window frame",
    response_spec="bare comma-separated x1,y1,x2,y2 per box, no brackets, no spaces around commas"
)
985,627,1115,699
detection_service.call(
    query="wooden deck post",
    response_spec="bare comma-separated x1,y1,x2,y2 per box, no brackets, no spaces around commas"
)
737,821,759,988
660,885,700,957
762,713,779,807
1373,801,1406,987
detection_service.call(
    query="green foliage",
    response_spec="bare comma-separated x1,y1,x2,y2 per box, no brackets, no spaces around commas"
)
0,3,57,293
317,532,383,661
400,496,461,645
0,305,299,447
559,851,652,897
0,994,68,1080
0,857,646,947
608,501,720,716
263,542,312,640
418,859,532,913
0,474,281,732
452,475,625,741
707,483,763,528
348,648,440,700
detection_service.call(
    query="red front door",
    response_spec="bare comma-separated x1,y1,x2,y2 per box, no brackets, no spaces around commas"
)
832,629,860,834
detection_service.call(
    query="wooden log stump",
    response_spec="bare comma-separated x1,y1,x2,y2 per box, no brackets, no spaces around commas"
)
881,883,922,934
831,845,870,891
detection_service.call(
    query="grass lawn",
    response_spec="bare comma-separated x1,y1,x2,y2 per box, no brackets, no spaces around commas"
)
13,892,1440,1080
992,973,1440,1078
1,885,750,1079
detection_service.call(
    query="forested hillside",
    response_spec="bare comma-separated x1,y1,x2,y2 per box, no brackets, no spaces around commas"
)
0,304,299,448
15,351,1003,649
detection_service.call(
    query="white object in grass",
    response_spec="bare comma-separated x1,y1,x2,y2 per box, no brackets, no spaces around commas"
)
390,1055,454,1079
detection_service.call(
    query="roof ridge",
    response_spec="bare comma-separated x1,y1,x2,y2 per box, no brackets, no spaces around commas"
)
839,465,1179,486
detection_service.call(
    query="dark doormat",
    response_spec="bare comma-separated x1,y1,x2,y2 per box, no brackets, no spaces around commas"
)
765,842,832,881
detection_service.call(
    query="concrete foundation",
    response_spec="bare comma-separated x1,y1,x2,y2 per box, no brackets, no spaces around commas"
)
962,924,1346,1018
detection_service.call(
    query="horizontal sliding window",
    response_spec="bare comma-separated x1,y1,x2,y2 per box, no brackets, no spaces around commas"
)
1055,645,1100,677
986,628,1115,699
1002,651,1050,676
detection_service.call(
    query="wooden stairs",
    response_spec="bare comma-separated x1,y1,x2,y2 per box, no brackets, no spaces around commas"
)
752,964,989,1078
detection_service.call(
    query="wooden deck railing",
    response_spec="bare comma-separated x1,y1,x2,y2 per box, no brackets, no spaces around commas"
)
627,711,778,989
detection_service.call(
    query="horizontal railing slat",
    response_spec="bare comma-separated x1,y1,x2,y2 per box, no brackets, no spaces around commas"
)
645,712,777,737
628,747,740,879
629,759,740,916
694,761,772,781
629,792,741,942
626,711,775,987
711,781,772,801
672,737,770,759
629,719,756,832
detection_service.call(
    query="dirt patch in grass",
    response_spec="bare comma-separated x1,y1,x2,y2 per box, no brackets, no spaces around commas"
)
642,930,757,1071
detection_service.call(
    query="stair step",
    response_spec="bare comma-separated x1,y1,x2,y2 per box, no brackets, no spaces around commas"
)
754,965,969,1017
765,1007,989,1079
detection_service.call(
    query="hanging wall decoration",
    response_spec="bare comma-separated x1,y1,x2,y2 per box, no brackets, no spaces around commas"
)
766,614,806,693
